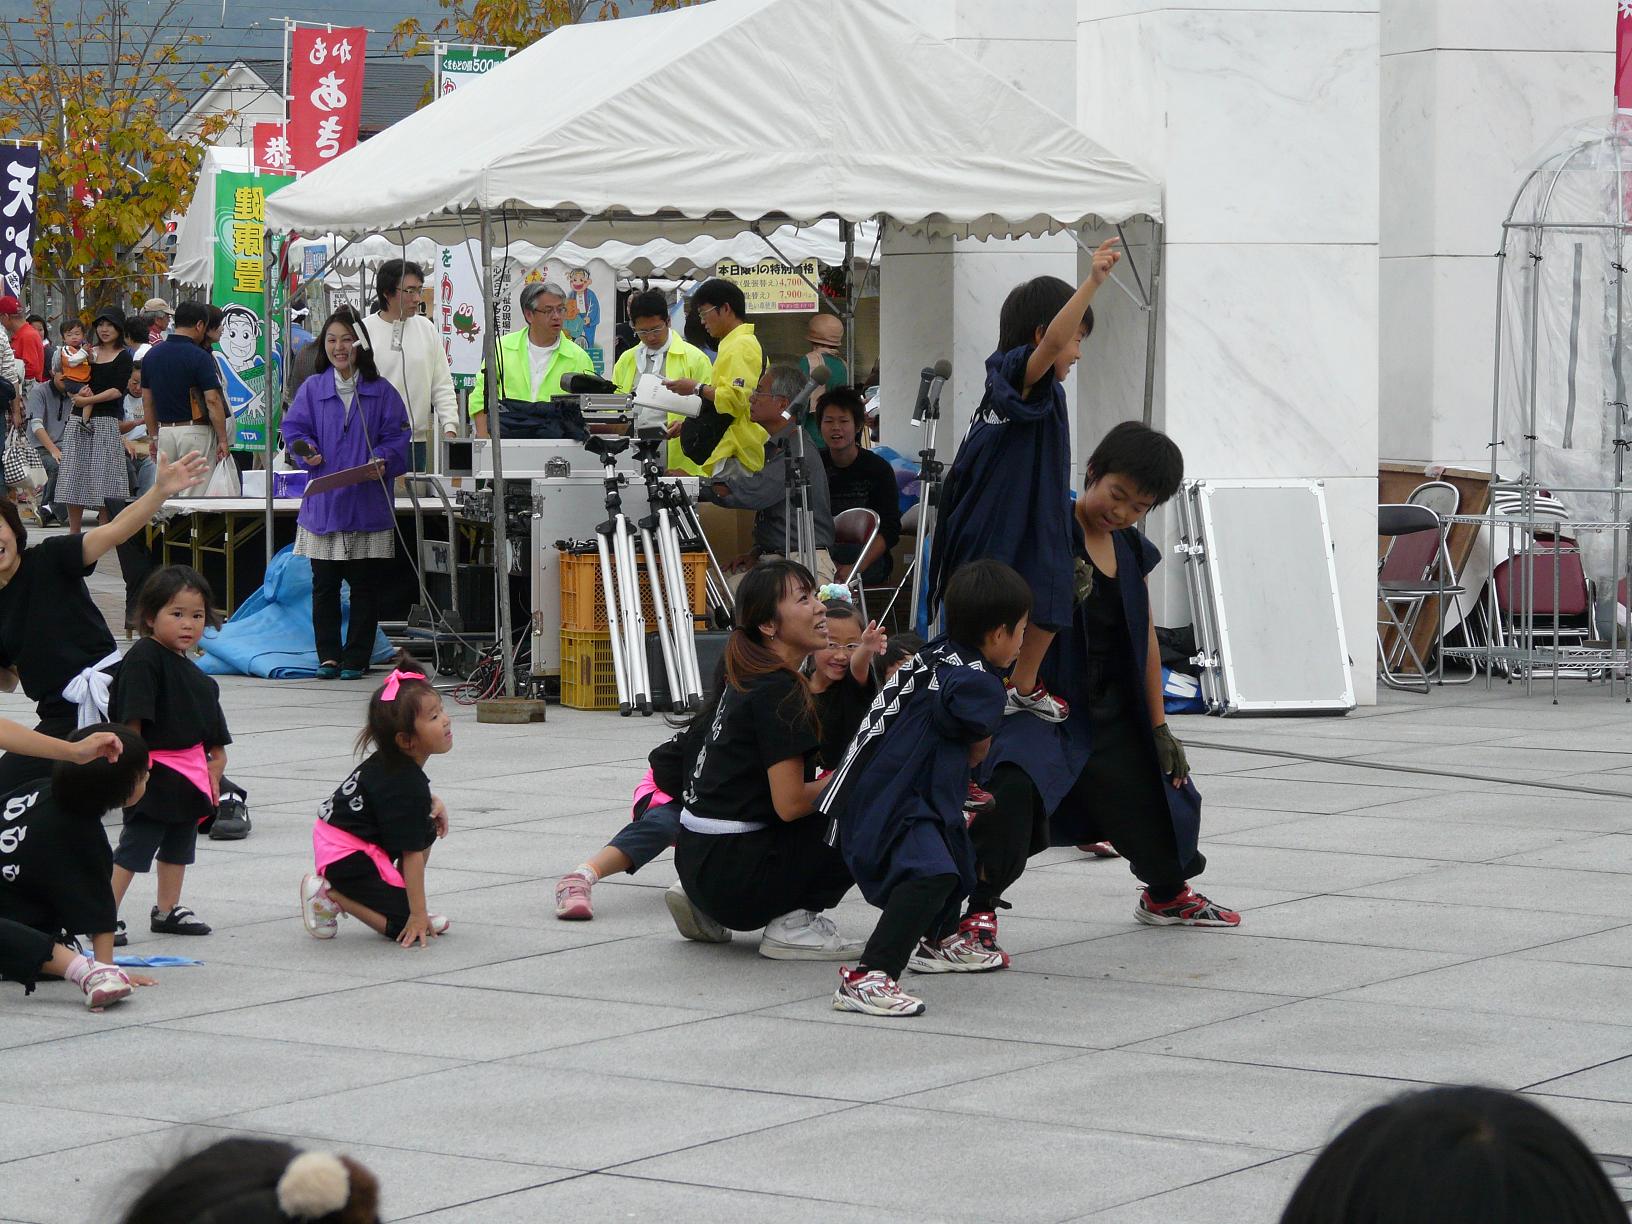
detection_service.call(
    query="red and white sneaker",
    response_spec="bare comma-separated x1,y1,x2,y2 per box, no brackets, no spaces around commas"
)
554,872,594,921
963,781,996,824
957,910,1008,960
299,873,341,940
1077,841,1120,859
81,964,132,1011
909,931,1009,973
1005,682,1070,722
1135,886,1241,928
833,967,926,1017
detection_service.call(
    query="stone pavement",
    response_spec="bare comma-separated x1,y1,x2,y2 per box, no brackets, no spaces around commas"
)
4,552,1632,1221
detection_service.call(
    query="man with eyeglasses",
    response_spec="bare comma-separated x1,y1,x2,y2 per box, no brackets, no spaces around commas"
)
468,280,595,438
360,259,459,470
663,276,769,474
612,289,713,475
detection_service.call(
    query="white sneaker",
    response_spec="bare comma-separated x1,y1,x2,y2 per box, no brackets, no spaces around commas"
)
759,910,866,961
300,873,340,939
428,914,450,935
833,967,925,1017
908,931,1009,973
81,964,132,1011
665,882,732,944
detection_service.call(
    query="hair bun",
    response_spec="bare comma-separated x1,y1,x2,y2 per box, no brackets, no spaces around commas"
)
276,1152,350,1219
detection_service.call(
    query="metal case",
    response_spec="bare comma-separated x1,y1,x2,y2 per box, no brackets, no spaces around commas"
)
1176,478,1355,716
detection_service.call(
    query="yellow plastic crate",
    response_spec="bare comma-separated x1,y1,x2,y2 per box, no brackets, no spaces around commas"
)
559,548,709,633
559,629,620,710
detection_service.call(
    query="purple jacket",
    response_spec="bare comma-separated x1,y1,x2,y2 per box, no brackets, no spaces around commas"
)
281,369,411,536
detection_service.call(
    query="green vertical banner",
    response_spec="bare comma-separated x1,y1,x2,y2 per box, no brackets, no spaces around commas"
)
212,170,294,451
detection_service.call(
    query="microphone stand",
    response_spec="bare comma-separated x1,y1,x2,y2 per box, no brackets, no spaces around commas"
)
781,406,818,579
887,375,946,633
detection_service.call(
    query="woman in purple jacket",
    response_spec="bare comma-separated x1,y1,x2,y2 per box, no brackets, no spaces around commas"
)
282,310,411,680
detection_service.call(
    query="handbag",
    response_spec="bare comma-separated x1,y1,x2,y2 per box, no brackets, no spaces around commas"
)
3,423,41,492
202,457,242,497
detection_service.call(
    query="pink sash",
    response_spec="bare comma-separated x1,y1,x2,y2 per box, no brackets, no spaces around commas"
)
632,767,673,816
148,744,216,826
312,819,406,889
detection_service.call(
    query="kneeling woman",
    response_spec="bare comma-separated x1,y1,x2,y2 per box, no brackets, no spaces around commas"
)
669,561,864,960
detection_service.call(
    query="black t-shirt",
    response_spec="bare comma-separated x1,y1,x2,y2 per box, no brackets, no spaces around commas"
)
87,350,133,418
684,670,819,823
0,780,116,937
822,447,902,549
320,754,434,862
812,670,877,770
0,535,117,720
111,638,232,825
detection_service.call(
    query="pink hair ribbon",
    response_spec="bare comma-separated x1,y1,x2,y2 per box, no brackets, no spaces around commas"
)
379,668,426,701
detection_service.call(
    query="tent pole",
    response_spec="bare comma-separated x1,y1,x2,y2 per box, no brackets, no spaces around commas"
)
1142,219,1163,427
841,219,856,377
264,236,276,568
479,206,518,699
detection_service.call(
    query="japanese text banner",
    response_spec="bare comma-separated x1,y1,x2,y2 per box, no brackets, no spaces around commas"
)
288,26,366,175
0,146,38,296
251,122,294,174
212,170,293,450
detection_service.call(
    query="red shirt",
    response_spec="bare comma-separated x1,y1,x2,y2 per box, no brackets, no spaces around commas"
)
10,322,44,382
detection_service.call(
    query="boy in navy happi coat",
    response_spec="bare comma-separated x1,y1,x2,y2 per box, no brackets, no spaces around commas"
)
819,561,1030,1019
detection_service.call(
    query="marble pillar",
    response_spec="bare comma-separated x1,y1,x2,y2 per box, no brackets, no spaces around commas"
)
1078,0,1381,704
1381,1,1613,468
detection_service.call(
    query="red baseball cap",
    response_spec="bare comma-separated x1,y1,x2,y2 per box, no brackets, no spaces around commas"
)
0,296,19,316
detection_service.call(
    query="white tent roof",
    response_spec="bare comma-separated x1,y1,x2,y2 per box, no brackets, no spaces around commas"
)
264,0,1159,244
169,145,250,289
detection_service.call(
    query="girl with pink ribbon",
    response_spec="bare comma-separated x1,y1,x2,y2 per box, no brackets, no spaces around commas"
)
301,653,454,948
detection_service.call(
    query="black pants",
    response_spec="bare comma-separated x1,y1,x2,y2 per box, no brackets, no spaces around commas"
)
0,712,75,795
310,556,391,670
105,496,155,622
324,851,411,939
674,814,853,932
0,915,55,994
859,873,958,981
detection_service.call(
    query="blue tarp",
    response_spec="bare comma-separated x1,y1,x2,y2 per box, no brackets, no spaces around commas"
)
198,546,393,679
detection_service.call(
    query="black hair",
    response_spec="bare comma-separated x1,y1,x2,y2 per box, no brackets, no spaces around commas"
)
204,305,224,333
25,312,43,327
943,560,1032,651
690,277,746,321
173,301,209,330
0,496,27,552
879,631,925,674
372,258,425,313
120,1136,381,1224
997,275,1094,353
354,650,438,763
816,385,867,434
51,724,148,818
714,560,819,733
135,565,221,638
219,304,260,334
626,288,669,324
1084,421,1184,506
124,315,150,347
91,308,125,345
59,318,84,339
821,596,860,626
1281,1085,1625,1224
313,308,381,383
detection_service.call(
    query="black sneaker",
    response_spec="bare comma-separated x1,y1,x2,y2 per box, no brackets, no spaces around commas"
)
151,905,211,935
113,919,128,947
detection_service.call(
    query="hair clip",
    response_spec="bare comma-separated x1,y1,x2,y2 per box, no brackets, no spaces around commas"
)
379,668,426,701
817,584,852,604
276,1152,349,1220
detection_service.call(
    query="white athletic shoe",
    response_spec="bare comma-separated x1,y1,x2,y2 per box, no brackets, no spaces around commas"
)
428,914,450,935
300,873,341,939
759,910,866,961
665,882,732,944
908,931,1009,973
80,964,132,1011
833,967,926,1017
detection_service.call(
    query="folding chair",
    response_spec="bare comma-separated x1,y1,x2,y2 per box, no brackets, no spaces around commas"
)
1378,503,1465,693
832,506,881,622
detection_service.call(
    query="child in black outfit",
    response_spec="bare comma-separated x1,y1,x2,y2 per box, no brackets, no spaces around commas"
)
0,723,154,1010
820,560,1029,1017
301,656,454,947
110,566,230,943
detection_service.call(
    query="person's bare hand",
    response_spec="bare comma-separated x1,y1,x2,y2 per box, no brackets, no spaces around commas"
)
156,450,211,496
1087,237,1122,288
430,795,449,838
71,732,123,765
663,378,701,397
664,421,683,439
397,914,437,948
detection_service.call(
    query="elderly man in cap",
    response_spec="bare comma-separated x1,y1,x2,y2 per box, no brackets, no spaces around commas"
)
467,279,595,439
143,298,172,345
0,296,44,382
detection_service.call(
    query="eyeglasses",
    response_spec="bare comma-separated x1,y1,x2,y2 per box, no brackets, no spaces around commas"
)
633,324,667,338
397,284,425,298
528,303,568,317
696,304,719,319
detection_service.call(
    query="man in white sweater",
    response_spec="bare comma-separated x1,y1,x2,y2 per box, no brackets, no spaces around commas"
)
359,259,459,471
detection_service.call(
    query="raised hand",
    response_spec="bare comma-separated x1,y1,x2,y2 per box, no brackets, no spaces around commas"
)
1088,237,1122,288
156,449,211,497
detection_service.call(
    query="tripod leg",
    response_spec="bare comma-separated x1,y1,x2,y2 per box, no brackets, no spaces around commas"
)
659,509,702,703
595,531,631,715
641,523,682,711
615,514,652,716
676,500,733,622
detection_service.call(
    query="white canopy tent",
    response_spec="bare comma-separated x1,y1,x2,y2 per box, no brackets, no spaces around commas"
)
259,0,1164,699
169,145,250,289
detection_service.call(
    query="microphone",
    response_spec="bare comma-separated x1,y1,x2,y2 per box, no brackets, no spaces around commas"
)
783,363,832,423
562,372,618,395
912,359,952,425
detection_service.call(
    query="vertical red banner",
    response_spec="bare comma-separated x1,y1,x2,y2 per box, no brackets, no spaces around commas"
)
287,26,367,174
250,122,293,174
1618,1,1632,109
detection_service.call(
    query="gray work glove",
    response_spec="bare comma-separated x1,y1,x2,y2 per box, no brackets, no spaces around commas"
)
1153,723,1189,782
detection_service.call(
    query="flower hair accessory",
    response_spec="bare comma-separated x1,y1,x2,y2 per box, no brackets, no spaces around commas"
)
817,583,851,604
276,1151,349,1220
379,668,426,701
